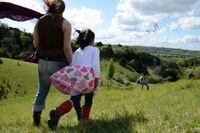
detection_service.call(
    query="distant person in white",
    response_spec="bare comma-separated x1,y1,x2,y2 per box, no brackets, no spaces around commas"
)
140,73,149,90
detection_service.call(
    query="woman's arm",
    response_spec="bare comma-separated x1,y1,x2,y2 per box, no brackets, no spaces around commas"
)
63,19,73,64
33,24,39,48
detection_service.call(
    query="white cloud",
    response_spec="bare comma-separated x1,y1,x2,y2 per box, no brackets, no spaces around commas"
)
111,0,171,33
128,0,200,15
1,0,44,13
136,35,200,50
65,7,103,29
170,23,178,31
0,1,103,33
183,35,200,43
170,17,200,30
112,0,200,32
179,17,200,30
158,27,167,33
98,0,200,50
0,18,37,33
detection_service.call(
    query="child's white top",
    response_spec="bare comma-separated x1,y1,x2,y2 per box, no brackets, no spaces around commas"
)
72,45,100,78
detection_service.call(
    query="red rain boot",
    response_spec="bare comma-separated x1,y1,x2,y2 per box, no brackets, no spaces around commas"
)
83,105,91,121
57,100,73,117
48,100,73,130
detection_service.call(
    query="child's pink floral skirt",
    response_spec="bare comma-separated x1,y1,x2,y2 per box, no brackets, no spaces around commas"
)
49,64,95,95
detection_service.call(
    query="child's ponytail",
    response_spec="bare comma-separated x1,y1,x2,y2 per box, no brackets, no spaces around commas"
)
75,29,95,50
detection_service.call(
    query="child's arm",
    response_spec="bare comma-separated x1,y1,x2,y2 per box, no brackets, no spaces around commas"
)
94,78,100,88
91,48,100,78
93,78,101,95
91,48,101,94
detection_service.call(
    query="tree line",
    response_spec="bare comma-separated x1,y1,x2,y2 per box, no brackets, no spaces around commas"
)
1,23,200,83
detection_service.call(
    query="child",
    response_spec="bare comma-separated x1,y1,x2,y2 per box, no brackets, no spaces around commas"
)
139,73,149,90
48,29,101,130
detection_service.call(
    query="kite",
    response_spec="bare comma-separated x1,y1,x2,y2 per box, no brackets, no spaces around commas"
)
0,2,43,21
146,22,158,33
152,23,158,32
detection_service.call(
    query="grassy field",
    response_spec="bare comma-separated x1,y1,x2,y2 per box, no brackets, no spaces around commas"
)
0,58,38,98
0,58,200,133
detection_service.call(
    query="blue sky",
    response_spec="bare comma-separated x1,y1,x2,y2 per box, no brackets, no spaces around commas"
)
1,0,200,50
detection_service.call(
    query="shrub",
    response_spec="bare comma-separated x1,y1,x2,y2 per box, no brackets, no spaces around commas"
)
154,61,180,82
115,77,124,84
129,60,148,74
136,78,140,84
127,74,138,82
107,59,115,79
0,48,9,57
0,58,3,64
96,42,103,47
147,76,163,83
136,52,161,66
187,67,200,80
118,57,127,66
100,45,114,58
0,79,11,100
181,57,200,67
125,81,131,86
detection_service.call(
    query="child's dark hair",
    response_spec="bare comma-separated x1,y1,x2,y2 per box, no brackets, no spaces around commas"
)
75,29,95,50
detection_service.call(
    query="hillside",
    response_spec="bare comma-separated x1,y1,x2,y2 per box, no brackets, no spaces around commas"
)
0,58,200,132
0,58,139,98
0,58,38,98
134,46,200,58
1,24,200,83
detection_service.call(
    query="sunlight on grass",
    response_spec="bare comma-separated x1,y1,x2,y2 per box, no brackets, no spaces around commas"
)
0,80,200,132
1,58,200,132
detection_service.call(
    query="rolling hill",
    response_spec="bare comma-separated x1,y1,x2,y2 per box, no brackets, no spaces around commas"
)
134,45,200,58
0,58,200,132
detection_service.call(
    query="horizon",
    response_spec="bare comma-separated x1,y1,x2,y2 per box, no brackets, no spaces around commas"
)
0,0,200,51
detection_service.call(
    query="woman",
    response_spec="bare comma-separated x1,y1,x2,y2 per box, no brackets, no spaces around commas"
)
32,0,73,127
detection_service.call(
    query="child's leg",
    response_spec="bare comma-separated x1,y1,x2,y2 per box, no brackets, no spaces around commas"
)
83,92,94,121
71,94,82,121
141,84,144,90
48,100,73,130
146,84,149,90
57,100,73,117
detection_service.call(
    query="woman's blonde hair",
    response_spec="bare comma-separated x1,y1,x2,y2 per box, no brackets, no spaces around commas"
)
43,0,65,15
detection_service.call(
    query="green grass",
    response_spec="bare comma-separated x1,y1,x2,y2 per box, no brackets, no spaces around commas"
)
0,58,38,97
1,58,200,133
